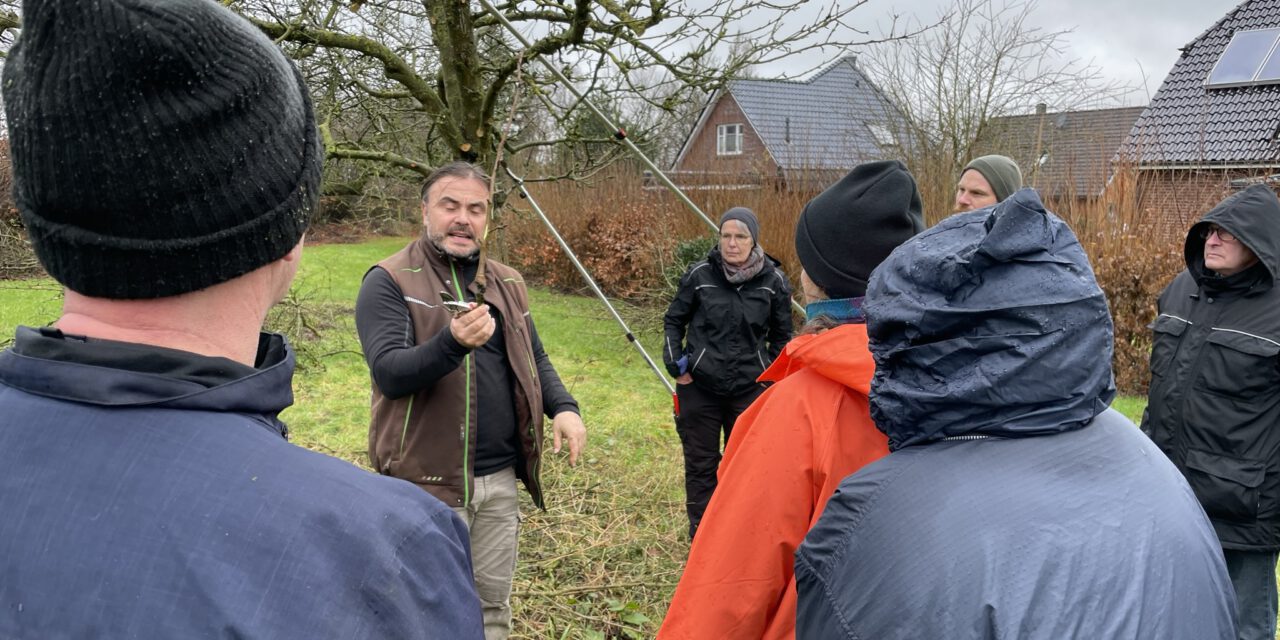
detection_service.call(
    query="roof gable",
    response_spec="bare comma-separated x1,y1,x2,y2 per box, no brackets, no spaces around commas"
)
705,56,905,171
1119,0,1280,165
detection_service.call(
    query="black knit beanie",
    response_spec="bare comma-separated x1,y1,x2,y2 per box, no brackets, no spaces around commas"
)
719,207,760,243
3,0,322,299
795,160,925,298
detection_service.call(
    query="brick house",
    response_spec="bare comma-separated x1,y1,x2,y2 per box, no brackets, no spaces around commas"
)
669,56,905,190
1116,0,1280,233
976,104,1146,207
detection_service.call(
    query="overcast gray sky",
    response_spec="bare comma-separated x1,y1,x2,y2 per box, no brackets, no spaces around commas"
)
750,0,1242,106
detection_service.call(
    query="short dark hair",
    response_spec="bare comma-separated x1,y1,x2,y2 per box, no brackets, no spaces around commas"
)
420,161,491,202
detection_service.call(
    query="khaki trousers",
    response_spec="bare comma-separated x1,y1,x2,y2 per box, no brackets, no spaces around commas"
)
453,466,520,640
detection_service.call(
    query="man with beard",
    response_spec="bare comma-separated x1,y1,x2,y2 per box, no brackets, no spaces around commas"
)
954,154,1023,212
356,162,587,640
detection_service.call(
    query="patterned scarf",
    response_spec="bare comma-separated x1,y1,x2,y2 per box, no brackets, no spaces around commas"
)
722,245,766,284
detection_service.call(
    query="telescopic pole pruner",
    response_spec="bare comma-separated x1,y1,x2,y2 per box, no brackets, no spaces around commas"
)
504,165,676,397
476,0,805,315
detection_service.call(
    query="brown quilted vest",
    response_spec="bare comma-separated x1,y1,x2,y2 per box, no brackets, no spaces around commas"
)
367,237,544,508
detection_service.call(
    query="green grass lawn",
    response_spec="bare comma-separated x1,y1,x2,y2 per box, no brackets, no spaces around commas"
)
0,278,61,340
1110,395,1147,424
286,238,687,639
0,238,1180,639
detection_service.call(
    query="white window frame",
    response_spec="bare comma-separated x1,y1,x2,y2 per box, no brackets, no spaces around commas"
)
717,123,744,155
1205,27,1280,88
867,123,896,147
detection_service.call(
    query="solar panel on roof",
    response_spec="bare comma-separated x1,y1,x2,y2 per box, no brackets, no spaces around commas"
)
1257,40,1280,82
1206,27,1280,87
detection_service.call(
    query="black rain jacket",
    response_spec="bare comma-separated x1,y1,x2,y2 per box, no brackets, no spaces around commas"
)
663,246,792,397
1142,183,1280,551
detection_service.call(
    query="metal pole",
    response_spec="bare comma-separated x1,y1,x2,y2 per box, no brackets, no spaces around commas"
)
477,0,806,315
505,165,675,395
478,0,717,232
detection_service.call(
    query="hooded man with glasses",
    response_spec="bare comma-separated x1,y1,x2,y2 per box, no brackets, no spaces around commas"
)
1142,184,1280,640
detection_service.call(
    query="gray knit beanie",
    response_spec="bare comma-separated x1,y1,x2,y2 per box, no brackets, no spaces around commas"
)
3,0,322,299
962,155,1023,203
719,207,760,243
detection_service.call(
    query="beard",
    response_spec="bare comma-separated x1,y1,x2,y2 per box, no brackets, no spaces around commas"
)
428,223,480,260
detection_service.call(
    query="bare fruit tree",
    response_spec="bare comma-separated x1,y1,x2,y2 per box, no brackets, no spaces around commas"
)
220,0,893,201
0,0,904,222
863,0,1128,221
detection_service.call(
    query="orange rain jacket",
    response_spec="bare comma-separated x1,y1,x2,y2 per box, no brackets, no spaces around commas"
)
658,323,890,640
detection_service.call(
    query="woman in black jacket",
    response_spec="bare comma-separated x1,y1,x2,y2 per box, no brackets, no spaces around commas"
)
663,207,793,539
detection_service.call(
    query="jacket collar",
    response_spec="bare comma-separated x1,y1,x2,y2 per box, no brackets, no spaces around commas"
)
0,327,295,436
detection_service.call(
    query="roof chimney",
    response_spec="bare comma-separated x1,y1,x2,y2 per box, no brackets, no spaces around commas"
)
1035,103,1048,116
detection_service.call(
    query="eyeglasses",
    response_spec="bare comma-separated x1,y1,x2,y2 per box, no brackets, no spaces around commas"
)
1200,224,1238,244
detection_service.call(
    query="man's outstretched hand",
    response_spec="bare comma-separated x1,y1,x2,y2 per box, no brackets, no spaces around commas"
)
552,411,587,466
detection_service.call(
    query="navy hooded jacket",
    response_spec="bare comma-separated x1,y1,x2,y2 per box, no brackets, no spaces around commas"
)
0,328,483,639
794,190,1236,639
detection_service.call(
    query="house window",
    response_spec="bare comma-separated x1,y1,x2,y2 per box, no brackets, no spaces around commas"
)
867,123,896,147
1206,27,1280,88
717,123,744,155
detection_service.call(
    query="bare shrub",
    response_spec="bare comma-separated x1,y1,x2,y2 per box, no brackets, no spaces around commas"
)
508,155,1199,397
508,168,820,302
508,172,698,301
1052,163,1186,396
0,140,41,280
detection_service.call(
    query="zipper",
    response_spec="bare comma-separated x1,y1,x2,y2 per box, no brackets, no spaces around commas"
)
449,260,472,507
398,396,413,456
1173,300,1221,463
518,313,542,504
691,348,707,372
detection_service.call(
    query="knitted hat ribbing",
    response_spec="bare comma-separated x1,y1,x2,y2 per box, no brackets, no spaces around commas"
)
3,0,322,299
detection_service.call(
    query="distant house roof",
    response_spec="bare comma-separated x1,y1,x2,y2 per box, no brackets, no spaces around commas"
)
672,56,905,174
1118,0,1280,166
979,106,1146,198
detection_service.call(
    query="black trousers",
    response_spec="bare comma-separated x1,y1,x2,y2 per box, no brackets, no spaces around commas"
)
675,381,765,540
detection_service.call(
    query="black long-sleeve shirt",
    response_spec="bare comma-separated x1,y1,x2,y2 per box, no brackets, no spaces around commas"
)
356,262,578,476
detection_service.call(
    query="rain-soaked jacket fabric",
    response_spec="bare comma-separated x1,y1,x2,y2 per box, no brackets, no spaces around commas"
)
795,189,1237,640
1142,183,1280,551
865,189,1115,449
659,323,888,640
0,328,483,639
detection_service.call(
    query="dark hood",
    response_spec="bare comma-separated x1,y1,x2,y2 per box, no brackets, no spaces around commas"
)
865,188,1115,450
0,328,295,424
1185,183,1280,291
